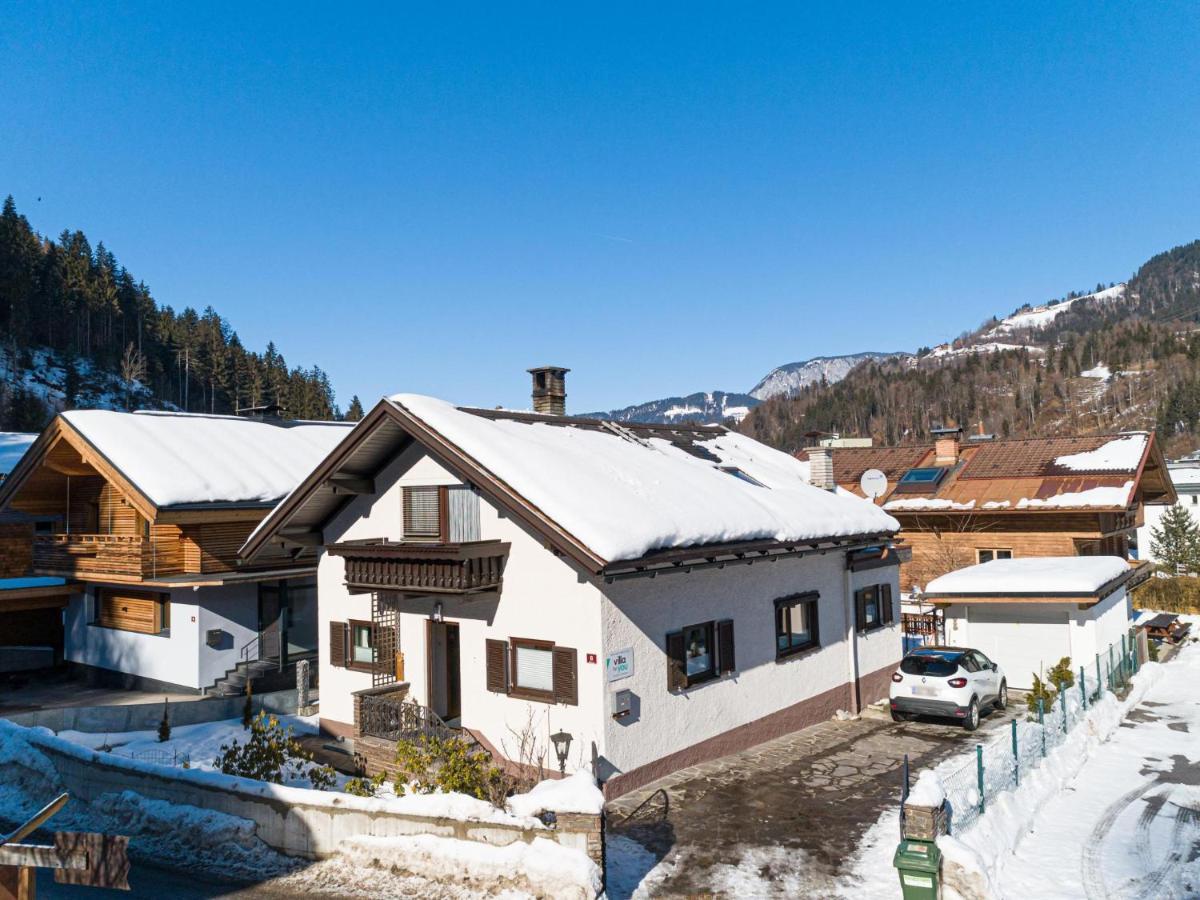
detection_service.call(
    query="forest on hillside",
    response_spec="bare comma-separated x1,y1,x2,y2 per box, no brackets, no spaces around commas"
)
0,196,363,431
741,240,1200,458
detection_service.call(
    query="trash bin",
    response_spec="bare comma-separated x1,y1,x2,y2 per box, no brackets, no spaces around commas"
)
893,838,941,899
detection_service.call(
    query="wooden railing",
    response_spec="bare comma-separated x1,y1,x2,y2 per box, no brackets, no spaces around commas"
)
330,540,510,595
357,692,459,744
32,534,184,580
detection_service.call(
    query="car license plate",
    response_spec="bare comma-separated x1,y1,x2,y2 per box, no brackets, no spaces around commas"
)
911,686,938,697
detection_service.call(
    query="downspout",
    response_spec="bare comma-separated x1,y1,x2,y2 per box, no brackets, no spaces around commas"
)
844,558,860,715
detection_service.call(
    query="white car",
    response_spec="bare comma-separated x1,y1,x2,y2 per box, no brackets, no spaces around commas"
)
888,646,1007,731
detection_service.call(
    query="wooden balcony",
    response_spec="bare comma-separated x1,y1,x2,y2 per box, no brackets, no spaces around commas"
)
32,534,183,581
328,539,509,595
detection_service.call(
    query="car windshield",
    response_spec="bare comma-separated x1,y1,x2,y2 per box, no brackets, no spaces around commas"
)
900,653,961,677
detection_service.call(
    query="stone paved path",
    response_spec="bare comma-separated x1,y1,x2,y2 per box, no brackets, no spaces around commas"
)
606,701,1021,897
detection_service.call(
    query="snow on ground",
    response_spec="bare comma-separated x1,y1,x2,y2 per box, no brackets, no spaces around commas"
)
387,394,899,563
925,556,1130,595
62,409,354,507
993,640,1200,899
928,342,1042,359
1054,434,1146,472
1081,363,1112,380
989,284,1126,334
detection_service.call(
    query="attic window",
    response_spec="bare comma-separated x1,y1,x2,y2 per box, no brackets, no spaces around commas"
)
719,466,766,487
900,468,947,486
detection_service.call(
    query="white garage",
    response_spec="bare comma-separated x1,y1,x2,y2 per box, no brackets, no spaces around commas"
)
924,557,1136,692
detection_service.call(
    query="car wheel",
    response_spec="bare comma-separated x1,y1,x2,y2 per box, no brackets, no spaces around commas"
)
891,709,909,723
964,698,980,732
995,681,1008,711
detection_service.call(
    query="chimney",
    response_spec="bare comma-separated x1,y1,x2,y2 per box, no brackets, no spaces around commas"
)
932,425,962,466
807,447,835,491
528,366,569,416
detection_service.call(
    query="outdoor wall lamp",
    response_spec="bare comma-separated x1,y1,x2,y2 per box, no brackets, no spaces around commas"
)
433,601,444,623
550,729,572,774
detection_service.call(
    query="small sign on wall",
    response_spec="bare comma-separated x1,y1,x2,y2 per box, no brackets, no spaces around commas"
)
606,647,634,682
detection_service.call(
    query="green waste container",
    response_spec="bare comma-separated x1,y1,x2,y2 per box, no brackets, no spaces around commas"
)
893,839,941,899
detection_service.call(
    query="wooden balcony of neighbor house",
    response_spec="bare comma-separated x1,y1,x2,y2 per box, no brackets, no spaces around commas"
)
32,534,184,581
328,539,510,595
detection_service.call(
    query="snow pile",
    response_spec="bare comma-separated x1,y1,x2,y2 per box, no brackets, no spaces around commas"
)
61,409,354,507
292,833,600,899
1053,434,1146,472
507,771,605,818
1080,364,1112,380
389,394,899,562
907,770,947,808
925,556,1130,596
0,432,36,475
1015,481,1134,509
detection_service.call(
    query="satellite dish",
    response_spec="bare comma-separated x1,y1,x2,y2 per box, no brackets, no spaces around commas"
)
860,468,888,500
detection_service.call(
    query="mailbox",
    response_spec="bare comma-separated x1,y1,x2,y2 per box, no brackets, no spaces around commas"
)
205,629,224,649
612,689,632,719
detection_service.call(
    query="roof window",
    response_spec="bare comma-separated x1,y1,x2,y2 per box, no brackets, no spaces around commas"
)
892,467,949,494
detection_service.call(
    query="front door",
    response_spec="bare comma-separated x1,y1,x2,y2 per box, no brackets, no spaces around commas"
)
427,621,462,723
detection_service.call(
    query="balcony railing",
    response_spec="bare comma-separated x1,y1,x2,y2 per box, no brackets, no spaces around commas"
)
32,534,183,580
328,539,509,595
356,689,459,744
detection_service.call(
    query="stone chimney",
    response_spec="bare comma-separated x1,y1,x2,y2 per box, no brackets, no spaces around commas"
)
528,366,569,416
807,447,835,491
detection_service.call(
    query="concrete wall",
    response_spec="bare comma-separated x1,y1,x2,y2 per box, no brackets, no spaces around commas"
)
598,551,902,788
4,688,299,732
19,728,602,894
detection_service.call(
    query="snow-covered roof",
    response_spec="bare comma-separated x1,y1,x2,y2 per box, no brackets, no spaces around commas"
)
0,433,37,475
389,395,899,562
1054,435,1146,472
61,410,354,508
924,556,1131,596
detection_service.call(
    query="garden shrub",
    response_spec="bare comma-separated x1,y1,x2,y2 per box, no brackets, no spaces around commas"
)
214,711,336,789
157,698,171,743
392,735,508,806
1135,575,1200,613
1025,657,1074,715
344,770,387,797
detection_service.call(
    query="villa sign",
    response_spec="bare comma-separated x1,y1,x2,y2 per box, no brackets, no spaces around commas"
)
605,648,634,682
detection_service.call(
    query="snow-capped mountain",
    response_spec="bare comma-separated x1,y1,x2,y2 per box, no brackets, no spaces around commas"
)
749,352,906,401
583,390,759,425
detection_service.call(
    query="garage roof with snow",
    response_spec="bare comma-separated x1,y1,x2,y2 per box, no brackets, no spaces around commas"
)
923,556,1134,599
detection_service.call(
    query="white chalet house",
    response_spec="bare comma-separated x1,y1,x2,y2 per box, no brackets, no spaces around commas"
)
241,371,904,797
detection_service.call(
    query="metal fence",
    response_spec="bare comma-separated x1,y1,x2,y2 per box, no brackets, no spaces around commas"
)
113,747,192,768
902,627,1143,836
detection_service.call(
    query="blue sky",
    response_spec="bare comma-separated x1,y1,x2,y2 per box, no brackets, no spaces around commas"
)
2,3,1198,413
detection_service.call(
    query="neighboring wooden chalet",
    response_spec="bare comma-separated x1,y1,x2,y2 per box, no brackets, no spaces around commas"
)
242,370,905,799
816,430,1176,593
0,410,352,692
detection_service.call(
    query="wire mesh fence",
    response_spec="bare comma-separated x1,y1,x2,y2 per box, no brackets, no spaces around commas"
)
905,627,1142,837
114,747,192,768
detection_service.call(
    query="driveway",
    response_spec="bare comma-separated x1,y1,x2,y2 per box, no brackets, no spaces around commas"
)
0,668,198,716
606,698,1021,897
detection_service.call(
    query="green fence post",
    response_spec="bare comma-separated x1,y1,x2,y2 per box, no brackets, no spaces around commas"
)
1096,654,1102,698
976,744,985,815
1060,683,1068,732
1011,719,1020,787
1038,698,1046,757
1080,666,1087,710
1121,634,1128,684
1108,645,1115,689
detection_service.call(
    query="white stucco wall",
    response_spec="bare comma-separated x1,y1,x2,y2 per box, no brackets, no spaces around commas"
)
194,583,260,689
598,552,901,780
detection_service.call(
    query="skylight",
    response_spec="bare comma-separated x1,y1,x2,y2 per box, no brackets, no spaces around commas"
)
900,467,947,486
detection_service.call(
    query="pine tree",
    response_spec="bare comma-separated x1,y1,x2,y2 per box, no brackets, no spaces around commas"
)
345,395,364,421
1150,503,1200,574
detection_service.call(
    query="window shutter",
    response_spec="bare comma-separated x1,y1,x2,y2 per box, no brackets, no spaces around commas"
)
486,639,509,693
666,631,686,691
881,584,894,625
854,588,865,631
552,646,578,706
811,598,821,646
329,621,348,668
717,620,735,674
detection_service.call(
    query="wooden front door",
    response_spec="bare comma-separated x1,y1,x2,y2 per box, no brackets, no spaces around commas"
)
426,621,461,722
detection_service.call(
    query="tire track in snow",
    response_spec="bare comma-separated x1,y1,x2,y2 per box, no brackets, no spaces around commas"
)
1134,799,1200,900
1081,778,1157,900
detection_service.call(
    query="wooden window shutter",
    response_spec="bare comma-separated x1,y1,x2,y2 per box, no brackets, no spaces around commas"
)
486,639,509,693
811,598,821,646
403,486,441,539
854,588,865,631
717,620,735,674
329,621,348,668
666,631,686,691
881,583,894,625
552,646,578,706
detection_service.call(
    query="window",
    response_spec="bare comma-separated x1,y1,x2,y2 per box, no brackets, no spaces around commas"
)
1192,494,1198,505
976,549,1013,563
666,620,734,690
349,620,374,668
486,638,578,705
855,584,894,632
775,592,820,658
893,467,948,494
95,590,169,635
403,486,444,541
